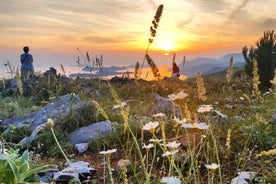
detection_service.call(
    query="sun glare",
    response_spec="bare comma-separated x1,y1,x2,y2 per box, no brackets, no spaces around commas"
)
156,40,175,55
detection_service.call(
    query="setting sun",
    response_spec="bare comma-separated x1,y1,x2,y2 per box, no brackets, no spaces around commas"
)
155,40,175,55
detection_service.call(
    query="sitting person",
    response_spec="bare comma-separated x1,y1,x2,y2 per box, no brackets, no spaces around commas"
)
172,62,180,78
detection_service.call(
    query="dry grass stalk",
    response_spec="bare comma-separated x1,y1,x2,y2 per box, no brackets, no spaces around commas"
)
134,62,140,79
184,103,192,123
252,58,261,99
140,4,164,77
196,71,207,101
15,69,23,95
60,64,65,76
146,54,161,80
225,129,231,157
226,56,233,83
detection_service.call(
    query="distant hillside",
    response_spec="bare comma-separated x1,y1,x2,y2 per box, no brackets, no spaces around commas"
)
180,53,244,77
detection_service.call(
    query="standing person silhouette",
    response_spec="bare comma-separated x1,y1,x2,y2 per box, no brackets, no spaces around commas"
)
172,61,180,78
20,46,34,77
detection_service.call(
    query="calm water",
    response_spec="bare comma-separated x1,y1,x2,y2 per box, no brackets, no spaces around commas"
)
0,64,84,79
0,63,185,81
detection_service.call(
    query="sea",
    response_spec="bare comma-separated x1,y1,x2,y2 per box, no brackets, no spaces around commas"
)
0,60,183,81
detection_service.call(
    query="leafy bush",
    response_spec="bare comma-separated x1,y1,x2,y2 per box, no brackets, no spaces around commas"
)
0,149,49,183
242,30,276,90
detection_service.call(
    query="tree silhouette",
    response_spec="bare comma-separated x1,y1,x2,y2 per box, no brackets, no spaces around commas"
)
242,30,276,89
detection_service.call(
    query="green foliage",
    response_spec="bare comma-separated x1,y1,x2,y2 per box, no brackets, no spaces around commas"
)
29,75,83,105
57,104,106,133
242,30,276,89
88,136,104,153
33,127,74,157
2,126,32,144
0,149,49,183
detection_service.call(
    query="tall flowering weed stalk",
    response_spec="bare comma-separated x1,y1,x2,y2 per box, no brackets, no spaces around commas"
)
4,60,15,78
139,4,164,77
226,56,233,83
146,54,161,80
134,62,140,79
252,58,261,99
108,83,151,183
15,69,23,95
47,119,71,165
99,149,117,184
196,71,207,101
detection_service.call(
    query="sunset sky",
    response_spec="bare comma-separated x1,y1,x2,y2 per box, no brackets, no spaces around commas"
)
1,0,276,69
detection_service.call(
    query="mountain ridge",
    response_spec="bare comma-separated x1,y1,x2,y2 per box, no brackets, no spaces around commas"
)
180,53,244,77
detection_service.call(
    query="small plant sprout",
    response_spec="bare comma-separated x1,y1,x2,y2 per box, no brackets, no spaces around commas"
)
197,105,213,113
168,91,188,101
161,176,181,184
205,163,220,173
143,121,159,134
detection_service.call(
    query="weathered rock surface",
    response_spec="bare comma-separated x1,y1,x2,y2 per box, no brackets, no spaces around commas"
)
271,113,276,124
75,143,89,153
37,161,96,183
69,121,115,145
231,171,257,184
2,94,87,143
151,93,176,115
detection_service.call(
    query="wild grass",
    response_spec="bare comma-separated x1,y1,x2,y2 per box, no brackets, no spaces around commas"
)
0,67,276,183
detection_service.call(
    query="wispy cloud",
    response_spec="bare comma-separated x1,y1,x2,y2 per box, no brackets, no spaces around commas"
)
228,0,250,22
1,0,276,55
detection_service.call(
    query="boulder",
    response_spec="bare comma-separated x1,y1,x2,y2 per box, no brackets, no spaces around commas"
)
69,121,114,145
43,67,57,76
231,171,257,184
151,93,178,115
36,168,59,183
271,114,276,124
2,94,87,144
75,143,89,153
53,161,96,183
